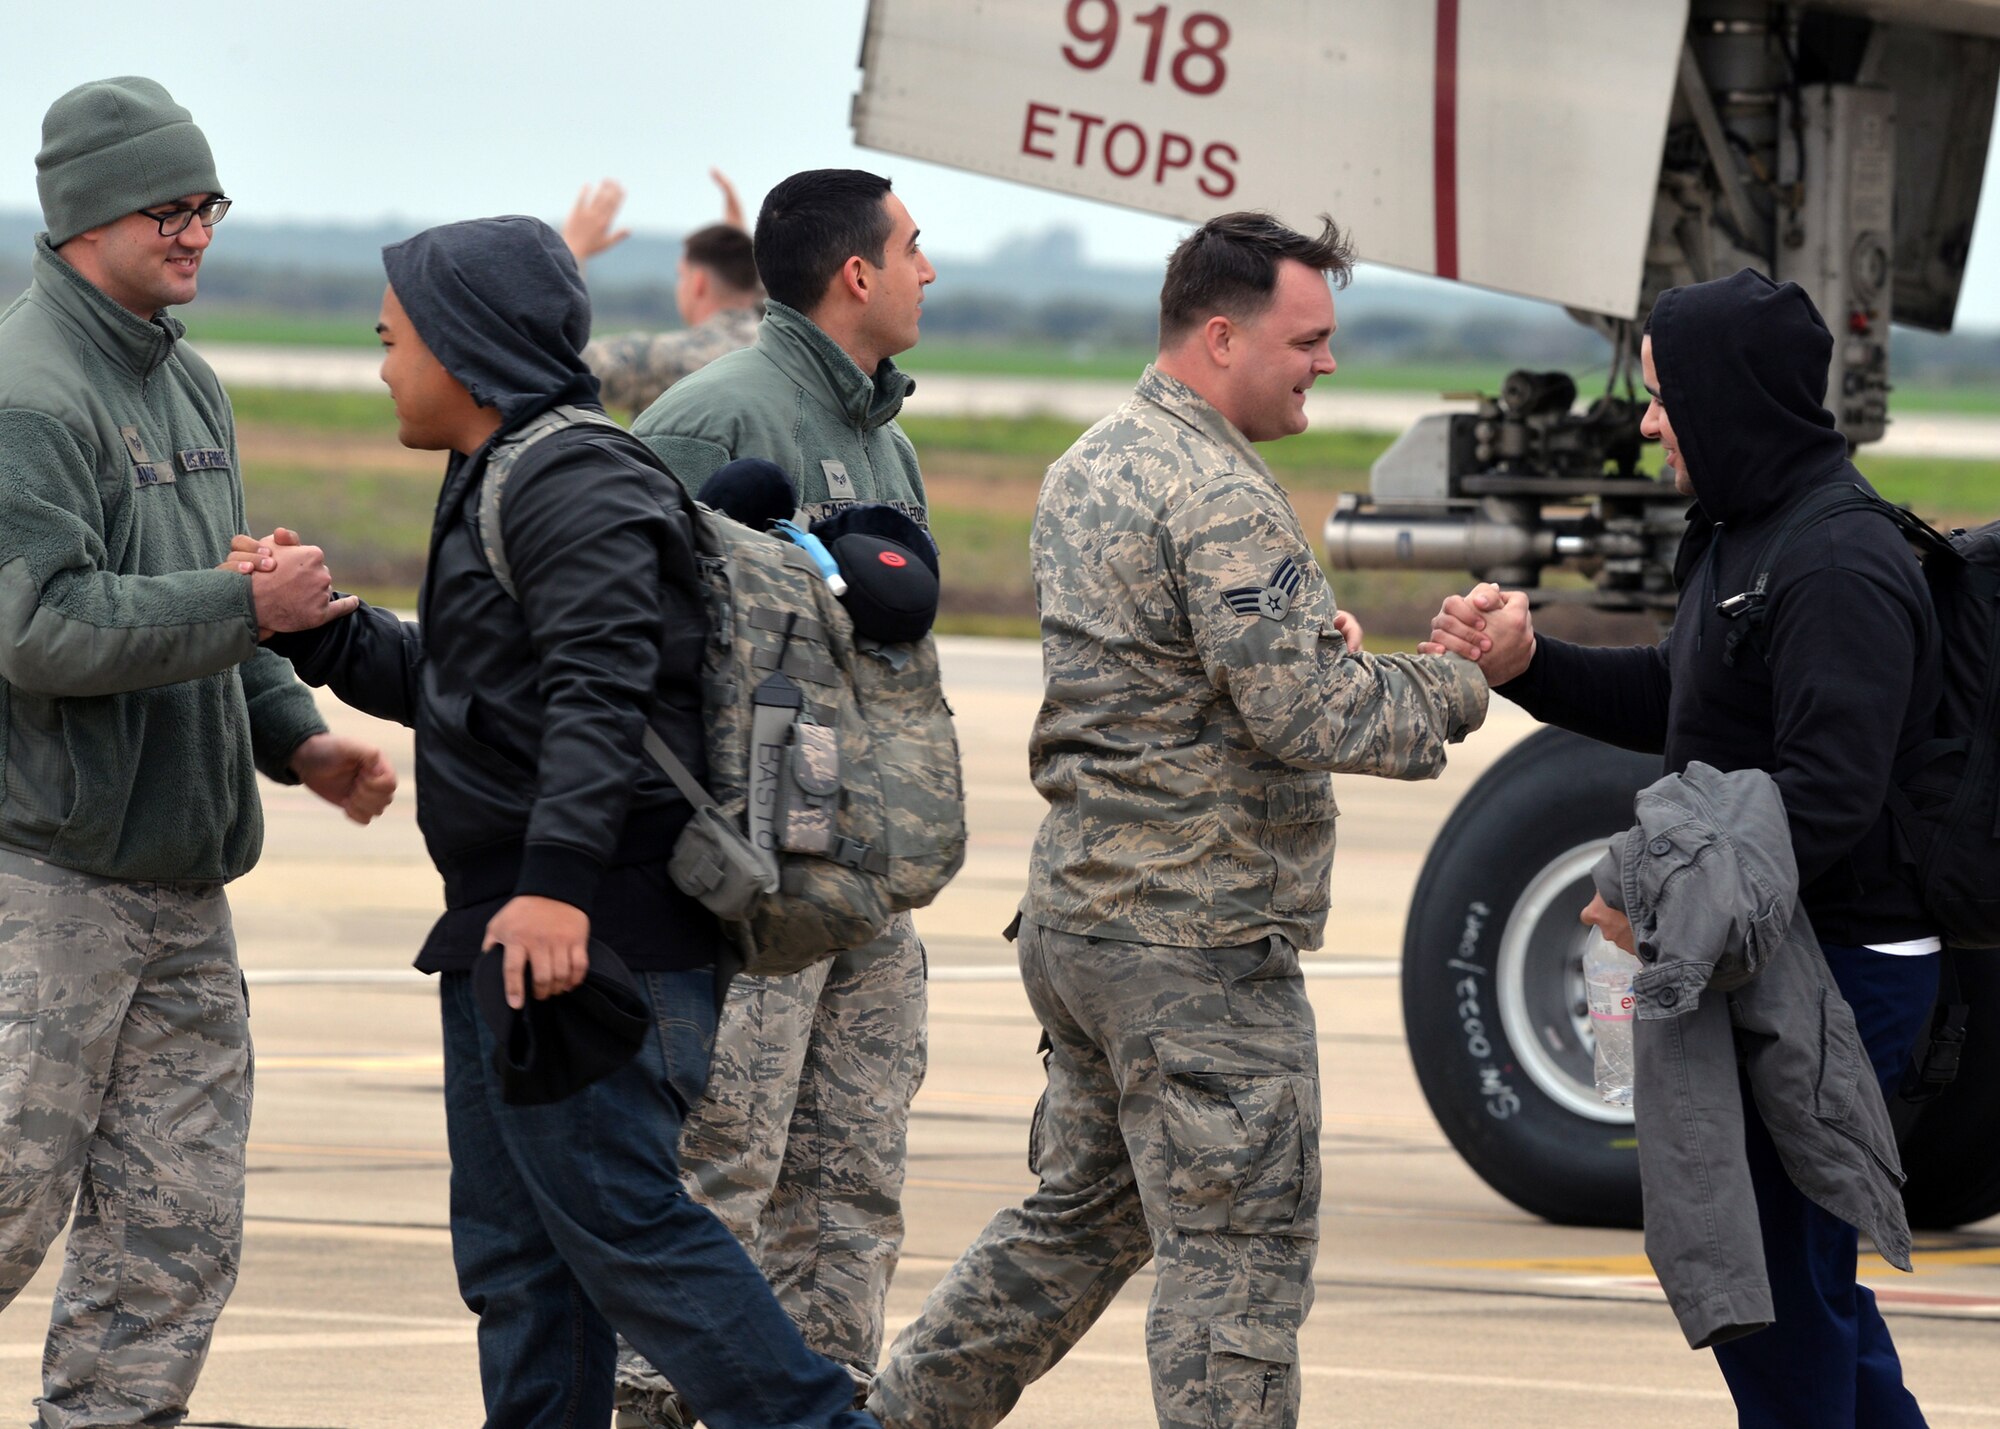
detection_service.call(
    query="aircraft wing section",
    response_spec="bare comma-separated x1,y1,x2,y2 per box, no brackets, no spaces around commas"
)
854,0,1688,317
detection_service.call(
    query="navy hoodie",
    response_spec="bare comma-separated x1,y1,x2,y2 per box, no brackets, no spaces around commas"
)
271,217,718,971
1502,269,1941,943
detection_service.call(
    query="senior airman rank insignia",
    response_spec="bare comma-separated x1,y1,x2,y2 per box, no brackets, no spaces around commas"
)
1222,556,1307,621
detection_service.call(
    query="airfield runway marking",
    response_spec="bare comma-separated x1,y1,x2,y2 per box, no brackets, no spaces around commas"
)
245,959,1401,986
871,1314,2000,1416
248,1141,450,1162
1426,1251,2000,1318
1,1329,472,1361
253,1053,444,1073
1442,1246,2000,1280
216,1305,468,1330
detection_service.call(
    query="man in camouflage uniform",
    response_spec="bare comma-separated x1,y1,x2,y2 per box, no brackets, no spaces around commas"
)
615,169,937,1427
563,173,764,413
869,214,1489,1429
0,78,393,1427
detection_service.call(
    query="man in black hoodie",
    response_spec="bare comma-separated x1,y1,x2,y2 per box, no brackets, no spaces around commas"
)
260,216,879,1429
1426,269,1940,1427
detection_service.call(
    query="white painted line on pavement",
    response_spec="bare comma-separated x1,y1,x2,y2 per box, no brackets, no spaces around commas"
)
245,968,427,984
1039,1349,2000,1418
248,959,1403,986
0,1329,472,1360
934,959,1400,982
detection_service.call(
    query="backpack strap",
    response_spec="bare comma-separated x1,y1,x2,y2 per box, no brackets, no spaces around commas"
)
641,726,719,813
1718,481,1897,668
1891,949,1971,1143
477,403,627,601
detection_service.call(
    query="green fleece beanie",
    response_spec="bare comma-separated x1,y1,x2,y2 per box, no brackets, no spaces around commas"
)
36,77,221,246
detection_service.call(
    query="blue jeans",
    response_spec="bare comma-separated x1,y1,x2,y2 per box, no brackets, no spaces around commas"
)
1712,944,1940,1428
439,966,879,1429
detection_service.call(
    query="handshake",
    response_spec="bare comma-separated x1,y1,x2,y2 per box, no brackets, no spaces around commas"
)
218,527,359,640
1420,582,1536,685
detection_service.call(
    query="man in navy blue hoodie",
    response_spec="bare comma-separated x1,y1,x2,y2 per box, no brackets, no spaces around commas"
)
262,215,879,1429
1426,268,1941,1427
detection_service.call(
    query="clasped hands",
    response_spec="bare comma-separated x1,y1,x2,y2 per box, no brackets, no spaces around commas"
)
219,527,357,639
220,529,394,826
1419,581,1536,685
1423,587,1639,951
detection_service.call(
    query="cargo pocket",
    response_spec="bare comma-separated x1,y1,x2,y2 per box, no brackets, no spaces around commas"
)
1208,1320,1297,1426
1150,1027,1320,1235
1260,775,1336,915
0,969,38,1158
1027,1030,1052,1178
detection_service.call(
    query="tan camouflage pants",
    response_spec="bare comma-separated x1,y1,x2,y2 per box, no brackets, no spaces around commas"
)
870,917,1320,1429
0,849,251,1429
618,912,927,1404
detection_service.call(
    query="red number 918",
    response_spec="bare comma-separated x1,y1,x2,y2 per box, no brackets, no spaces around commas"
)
1062,0,1232,97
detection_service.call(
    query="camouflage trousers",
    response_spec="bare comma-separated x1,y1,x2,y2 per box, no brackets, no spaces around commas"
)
617,913,928,1403
870,917,1320,1429
0,849,251,1429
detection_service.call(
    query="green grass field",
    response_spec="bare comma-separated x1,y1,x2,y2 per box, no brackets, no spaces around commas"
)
233,385,2000,638
186,310,2000,415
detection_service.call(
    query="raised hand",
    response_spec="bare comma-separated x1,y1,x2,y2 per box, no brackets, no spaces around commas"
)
711,168,746,231
563,179,631,266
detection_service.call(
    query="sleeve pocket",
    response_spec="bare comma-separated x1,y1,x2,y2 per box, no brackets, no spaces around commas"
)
1261,774,1338,916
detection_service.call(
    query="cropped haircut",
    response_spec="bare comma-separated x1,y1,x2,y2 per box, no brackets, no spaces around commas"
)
1158,212,1355,345
754,169,895,313
683,223,761,295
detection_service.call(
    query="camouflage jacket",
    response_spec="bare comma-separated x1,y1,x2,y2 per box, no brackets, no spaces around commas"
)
585,304,762,415
1024,366,1488,951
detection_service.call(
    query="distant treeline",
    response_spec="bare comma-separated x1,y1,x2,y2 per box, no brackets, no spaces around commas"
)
0,250,1611,363
5,232,1999,377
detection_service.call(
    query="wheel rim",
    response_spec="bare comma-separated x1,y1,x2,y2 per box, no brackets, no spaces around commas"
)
1494,838,1635,1126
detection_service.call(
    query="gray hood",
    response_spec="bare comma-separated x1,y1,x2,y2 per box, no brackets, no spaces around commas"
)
382,215,597,429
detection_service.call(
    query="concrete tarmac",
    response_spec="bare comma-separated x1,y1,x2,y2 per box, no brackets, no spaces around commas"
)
5,637,1998,1427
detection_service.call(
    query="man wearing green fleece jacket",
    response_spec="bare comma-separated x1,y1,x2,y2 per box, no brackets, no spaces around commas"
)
619,169,936,1427
0,77,393,1428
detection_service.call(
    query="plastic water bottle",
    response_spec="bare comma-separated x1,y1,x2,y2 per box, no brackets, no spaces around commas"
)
1585,938,1643,1106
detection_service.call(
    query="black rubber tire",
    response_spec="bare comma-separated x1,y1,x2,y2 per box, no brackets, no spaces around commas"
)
1899,953,2000,1229
1402,726,1659,1227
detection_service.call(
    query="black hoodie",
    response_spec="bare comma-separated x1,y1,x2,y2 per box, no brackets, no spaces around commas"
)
1502,270,1941,943
271,217,718,971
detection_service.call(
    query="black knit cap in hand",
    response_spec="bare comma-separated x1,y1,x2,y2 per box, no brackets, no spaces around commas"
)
471,938,650,1106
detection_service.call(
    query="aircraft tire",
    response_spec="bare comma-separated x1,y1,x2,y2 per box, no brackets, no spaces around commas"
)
1401,727,1656,1228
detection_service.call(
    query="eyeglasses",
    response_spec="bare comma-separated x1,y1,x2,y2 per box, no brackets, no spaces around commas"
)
134,196,232,238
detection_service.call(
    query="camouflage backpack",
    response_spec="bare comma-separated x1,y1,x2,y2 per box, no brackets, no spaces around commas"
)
478,404,967,975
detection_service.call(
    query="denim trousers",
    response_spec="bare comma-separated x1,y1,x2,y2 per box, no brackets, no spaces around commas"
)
438,966,879,1429
1711,943,1940,1428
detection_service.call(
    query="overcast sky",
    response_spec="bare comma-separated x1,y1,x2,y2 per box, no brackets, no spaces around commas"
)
7,0,2000,326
